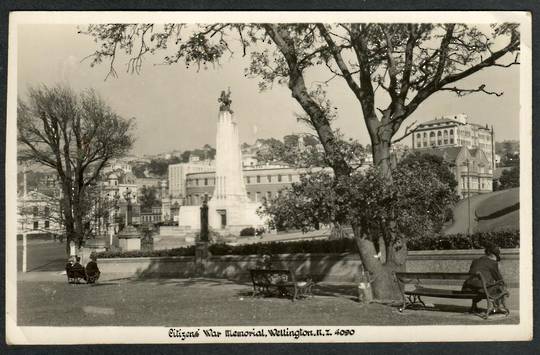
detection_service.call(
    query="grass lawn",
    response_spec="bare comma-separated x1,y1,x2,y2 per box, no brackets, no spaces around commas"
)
17,277,519,327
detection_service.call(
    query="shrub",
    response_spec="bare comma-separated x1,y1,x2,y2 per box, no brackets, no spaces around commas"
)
240,227,256,237
96,231,519,258
208,231,519,256
96,246,195,258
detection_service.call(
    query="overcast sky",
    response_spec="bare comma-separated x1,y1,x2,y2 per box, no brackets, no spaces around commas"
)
17,24,521,156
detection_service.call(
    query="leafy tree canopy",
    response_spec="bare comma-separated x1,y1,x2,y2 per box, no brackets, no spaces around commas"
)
398,151,458,192
498,166,519,189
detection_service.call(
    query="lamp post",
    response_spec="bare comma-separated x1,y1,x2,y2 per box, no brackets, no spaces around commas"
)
123,188,133,226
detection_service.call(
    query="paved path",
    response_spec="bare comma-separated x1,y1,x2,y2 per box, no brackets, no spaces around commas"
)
17,275,519,327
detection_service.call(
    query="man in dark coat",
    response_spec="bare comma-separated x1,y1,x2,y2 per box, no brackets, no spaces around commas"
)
462,243,508,313
70,256,86,283
85,253,101,283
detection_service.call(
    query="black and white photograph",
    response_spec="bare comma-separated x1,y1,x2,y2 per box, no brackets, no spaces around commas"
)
5,11,533,344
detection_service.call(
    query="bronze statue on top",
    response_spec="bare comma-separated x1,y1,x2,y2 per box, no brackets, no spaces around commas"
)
218,88,233,113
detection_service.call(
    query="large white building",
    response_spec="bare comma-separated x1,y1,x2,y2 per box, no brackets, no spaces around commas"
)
168,160,214,202
412,114,495,168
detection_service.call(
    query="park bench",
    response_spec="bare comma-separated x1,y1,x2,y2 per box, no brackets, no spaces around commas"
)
66,264,100,284
66,267,86,284
249,269,314,301
394,272,509,319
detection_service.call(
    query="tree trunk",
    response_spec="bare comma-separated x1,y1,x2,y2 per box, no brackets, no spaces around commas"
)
61,184,75,256
372,137,393,179
353,227,404,302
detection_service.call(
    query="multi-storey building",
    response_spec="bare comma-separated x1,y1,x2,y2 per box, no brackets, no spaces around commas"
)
183,166,330,206
168,160,214,201
412,114,495,168
411,146,493,198
17,190,63,236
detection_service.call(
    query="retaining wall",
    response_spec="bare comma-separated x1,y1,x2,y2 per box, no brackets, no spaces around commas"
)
98,249,519,286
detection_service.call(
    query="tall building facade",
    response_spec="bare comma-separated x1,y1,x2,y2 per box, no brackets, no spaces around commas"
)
411,146,493,198
168,161,214,201
412,114,495,168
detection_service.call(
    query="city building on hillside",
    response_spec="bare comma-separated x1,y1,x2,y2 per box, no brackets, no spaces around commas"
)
103,158,133,175
102,170,141,226
17,190,62,236
184,166,314,205
168,161,214,202
411,114,495,168
411,146,493,198
140,204,162,224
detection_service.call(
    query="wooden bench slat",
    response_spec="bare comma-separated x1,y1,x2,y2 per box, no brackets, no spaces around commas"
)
249,269,313,301
395,272,472,280
406,288,486,299
393,271,509,319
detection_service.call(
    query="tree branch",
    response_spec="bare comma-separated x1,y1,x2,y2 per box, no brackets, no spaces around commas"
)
439,84,503,97
391,120,417,144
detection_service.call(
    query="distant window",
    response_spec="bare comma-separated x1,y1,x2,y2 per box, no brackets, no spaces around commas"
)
195,179,199,186
417,143,421,148
246,176,251,184
444,139,448,144
450,138,454,144
247,192,251,200
267,191,272,199
255,192,261,202
437,131,442,136
33,206,38,216
416,133,421,138
277,175,282,182
256,175,261,183
443,130,448,136
423,142,427,147
288,174,292,182
267,175,271,183
423,132,427,138
204,178,208,186
45,221,50,229
33,221,38,230
437,140,442,145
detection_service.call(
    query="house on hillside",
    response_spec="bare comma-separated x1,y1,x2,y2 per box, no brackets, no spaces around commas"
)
17,190,62,236
411,146,493,198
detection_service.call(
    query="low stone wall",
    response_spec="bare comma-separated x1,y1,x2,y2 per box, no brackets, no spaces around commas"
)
98,249,519,286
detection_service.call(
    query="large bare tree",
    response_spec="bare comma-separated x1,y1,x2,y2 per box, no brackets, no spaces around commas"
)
81,23,519,300
18,85,134,254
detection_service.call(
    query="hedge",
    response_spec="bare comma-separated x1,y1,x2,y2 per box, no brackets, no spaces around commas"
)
96,246,195,259
95,230,519,258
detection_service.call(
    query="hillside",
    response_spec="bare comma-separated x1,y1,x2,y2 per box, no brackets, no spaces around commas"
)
443,188,519,235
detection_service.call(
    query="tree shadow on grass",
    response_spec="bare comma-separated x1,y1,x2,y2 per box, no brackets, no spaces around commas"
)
135,276,251,289
312,283,358,302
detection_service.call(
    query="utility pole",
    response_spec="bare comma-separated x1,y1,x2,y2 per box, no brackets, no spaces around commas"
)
22,165,28,273
466,159,471,236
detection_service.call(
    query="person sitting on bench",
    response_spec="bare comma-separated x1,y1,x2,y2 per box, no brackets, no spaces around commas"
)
65,256,75,275
85,252,101,283
462,243,508,313
71,256,86,280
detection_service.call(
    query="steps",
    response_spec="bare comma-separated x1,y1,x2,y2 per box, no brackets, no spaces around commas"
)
153,226,198,250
